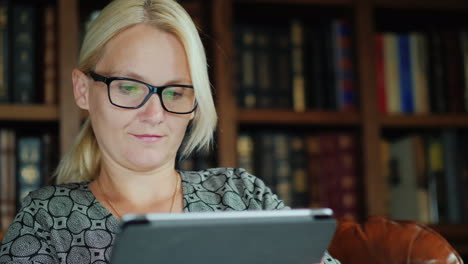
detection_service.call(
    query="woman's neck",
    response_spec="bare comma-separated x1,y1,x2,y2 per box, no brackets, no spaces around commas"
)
91,159,183,216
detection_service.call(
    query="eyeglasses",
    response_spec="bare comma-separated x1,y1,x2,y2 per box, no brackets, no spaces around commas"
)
89,71,197,114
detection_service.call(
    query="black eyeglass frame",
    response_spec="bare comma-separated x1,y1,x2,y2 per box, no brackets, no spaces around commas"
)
89,71,197,114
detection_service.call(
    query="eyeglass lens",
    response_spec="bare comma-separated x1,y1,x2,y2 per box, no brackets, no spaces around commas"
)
109,79,195,112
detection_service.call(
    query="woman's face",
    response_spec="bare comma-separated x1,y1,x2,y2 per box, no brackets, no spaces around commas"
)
78,24,194,172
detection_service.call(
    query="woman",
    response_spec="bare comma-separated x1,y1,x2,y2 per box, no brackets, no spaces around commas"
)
0,0,340,263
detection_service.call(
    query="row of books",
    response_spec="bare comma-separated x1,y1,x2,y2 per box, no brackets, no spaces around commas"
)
376,30,468,114
383,131,468,224
0,1,57,104
234,18,356,112
0,129,58,231
237,131,360,219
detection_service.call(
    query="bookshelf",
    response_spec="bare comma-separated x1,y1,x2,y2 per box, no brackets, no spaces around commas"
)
210,0,468,258
1,0,467,259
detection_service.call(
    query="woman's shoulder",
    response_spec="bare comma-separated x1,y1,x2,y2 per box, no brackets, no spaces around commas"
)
26,181,93,203
19,181,96,215
180,168,286,211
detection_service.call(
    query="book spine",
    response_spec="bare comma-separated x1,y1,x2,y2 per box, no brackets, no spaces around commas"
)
290,19,306,112
323,20,337,110
289,134,308,208
461,31,468,112
333,19,355,111
305,135,322,208
398,34,414,114
336,133,359,219
443,31,464,113
410,33,430,114
43,6,57,105
375,34,387,113
255,29,273,109
0,129,15,230
389,136,421,221
256,132,276,193
383,33,401,114
427,135,446,223
273,26,292,109
0,1,8,103
273,133,292,206
318,133,342,216
11,5,36,104
16,136,43,207
427,32,447,113
235,26,256,109
306,26,325,110
441,130,462,223
237,132,255,175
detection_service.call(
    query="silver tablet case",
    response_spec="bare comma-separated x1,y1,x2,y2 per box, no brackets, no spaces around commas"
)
111,209,336,264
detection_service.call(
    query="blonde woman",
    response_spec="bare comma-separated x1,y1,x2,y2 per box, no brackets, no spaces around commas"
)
0,0,339,263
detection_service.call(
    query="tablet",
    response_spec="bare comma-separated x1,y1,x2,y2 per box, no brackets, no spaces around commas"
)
111,209,337,264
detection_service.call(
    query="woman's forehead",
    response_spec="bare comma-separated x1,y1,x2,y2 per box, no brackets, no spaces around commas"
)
95,24,191,84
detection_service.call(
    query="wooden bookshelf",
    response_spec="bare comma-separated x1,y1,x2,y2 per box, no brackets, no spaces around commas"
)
375,0,468,10
235,0,352,5
238,110,361,125
211,0,468,259
381,114,468,128
0,105,59,121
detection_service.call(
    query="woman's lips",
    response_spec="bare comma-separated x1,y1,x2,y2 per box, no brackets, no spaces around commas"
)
132,134,163,142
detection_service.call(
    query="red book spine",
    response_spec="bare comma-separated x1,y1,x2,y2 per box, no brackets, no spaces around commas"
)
375,34,387,113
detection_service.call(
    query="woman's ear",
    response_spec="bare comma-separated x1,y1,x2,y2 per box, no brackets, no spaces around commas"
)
72,69,90,110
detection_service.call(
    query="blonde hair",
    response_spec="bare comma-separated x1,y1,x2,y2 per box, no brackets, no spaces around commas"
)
55,0,217,184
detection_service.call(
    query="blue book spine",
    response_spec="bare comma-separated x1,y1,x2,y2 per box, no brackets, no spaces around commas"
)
16,136,42,206
398,35,414,113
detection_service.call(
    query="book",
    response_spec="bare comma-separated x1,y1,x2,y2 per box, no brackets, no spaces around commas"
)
273,133,292,206
441,130,463,223
335,133,359,219
305,135,322,208
289,134,308,208
409,33,430,114
426,135,446,223
256,132,276,192
290,19,306,112
383,33,401,114
16,136,43,207
389,135,429,222
0,1,8,103
305,25,326,110
398,34,414,114
272,26,292,109
234,26,256,109
332,19,355,112
461,31,468,112
427,31,447,113
42,6,57,105
375,34,387,113
237,132,255,175
442,31,464,113
0,129,15,231
255,29,273,109
11,4,37,104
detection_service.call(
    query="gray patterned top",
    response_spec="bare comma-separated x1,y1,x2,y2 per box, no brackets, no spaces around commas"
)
0,168,339,264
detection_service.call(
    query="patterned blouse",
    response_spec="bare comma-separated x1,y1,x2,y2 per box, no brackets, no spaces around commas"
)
0,168,340,264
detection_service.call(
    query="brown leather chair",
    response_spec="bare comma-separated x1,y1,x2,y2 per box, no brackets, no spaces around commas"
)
328,215,464,264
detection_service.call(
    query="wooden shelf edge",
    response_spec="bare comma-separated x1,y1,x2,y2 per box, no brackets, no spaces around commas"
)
380,114,468,128
0,105,59,121
238,109,360,125
235,0,352,6
375,0,468,10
